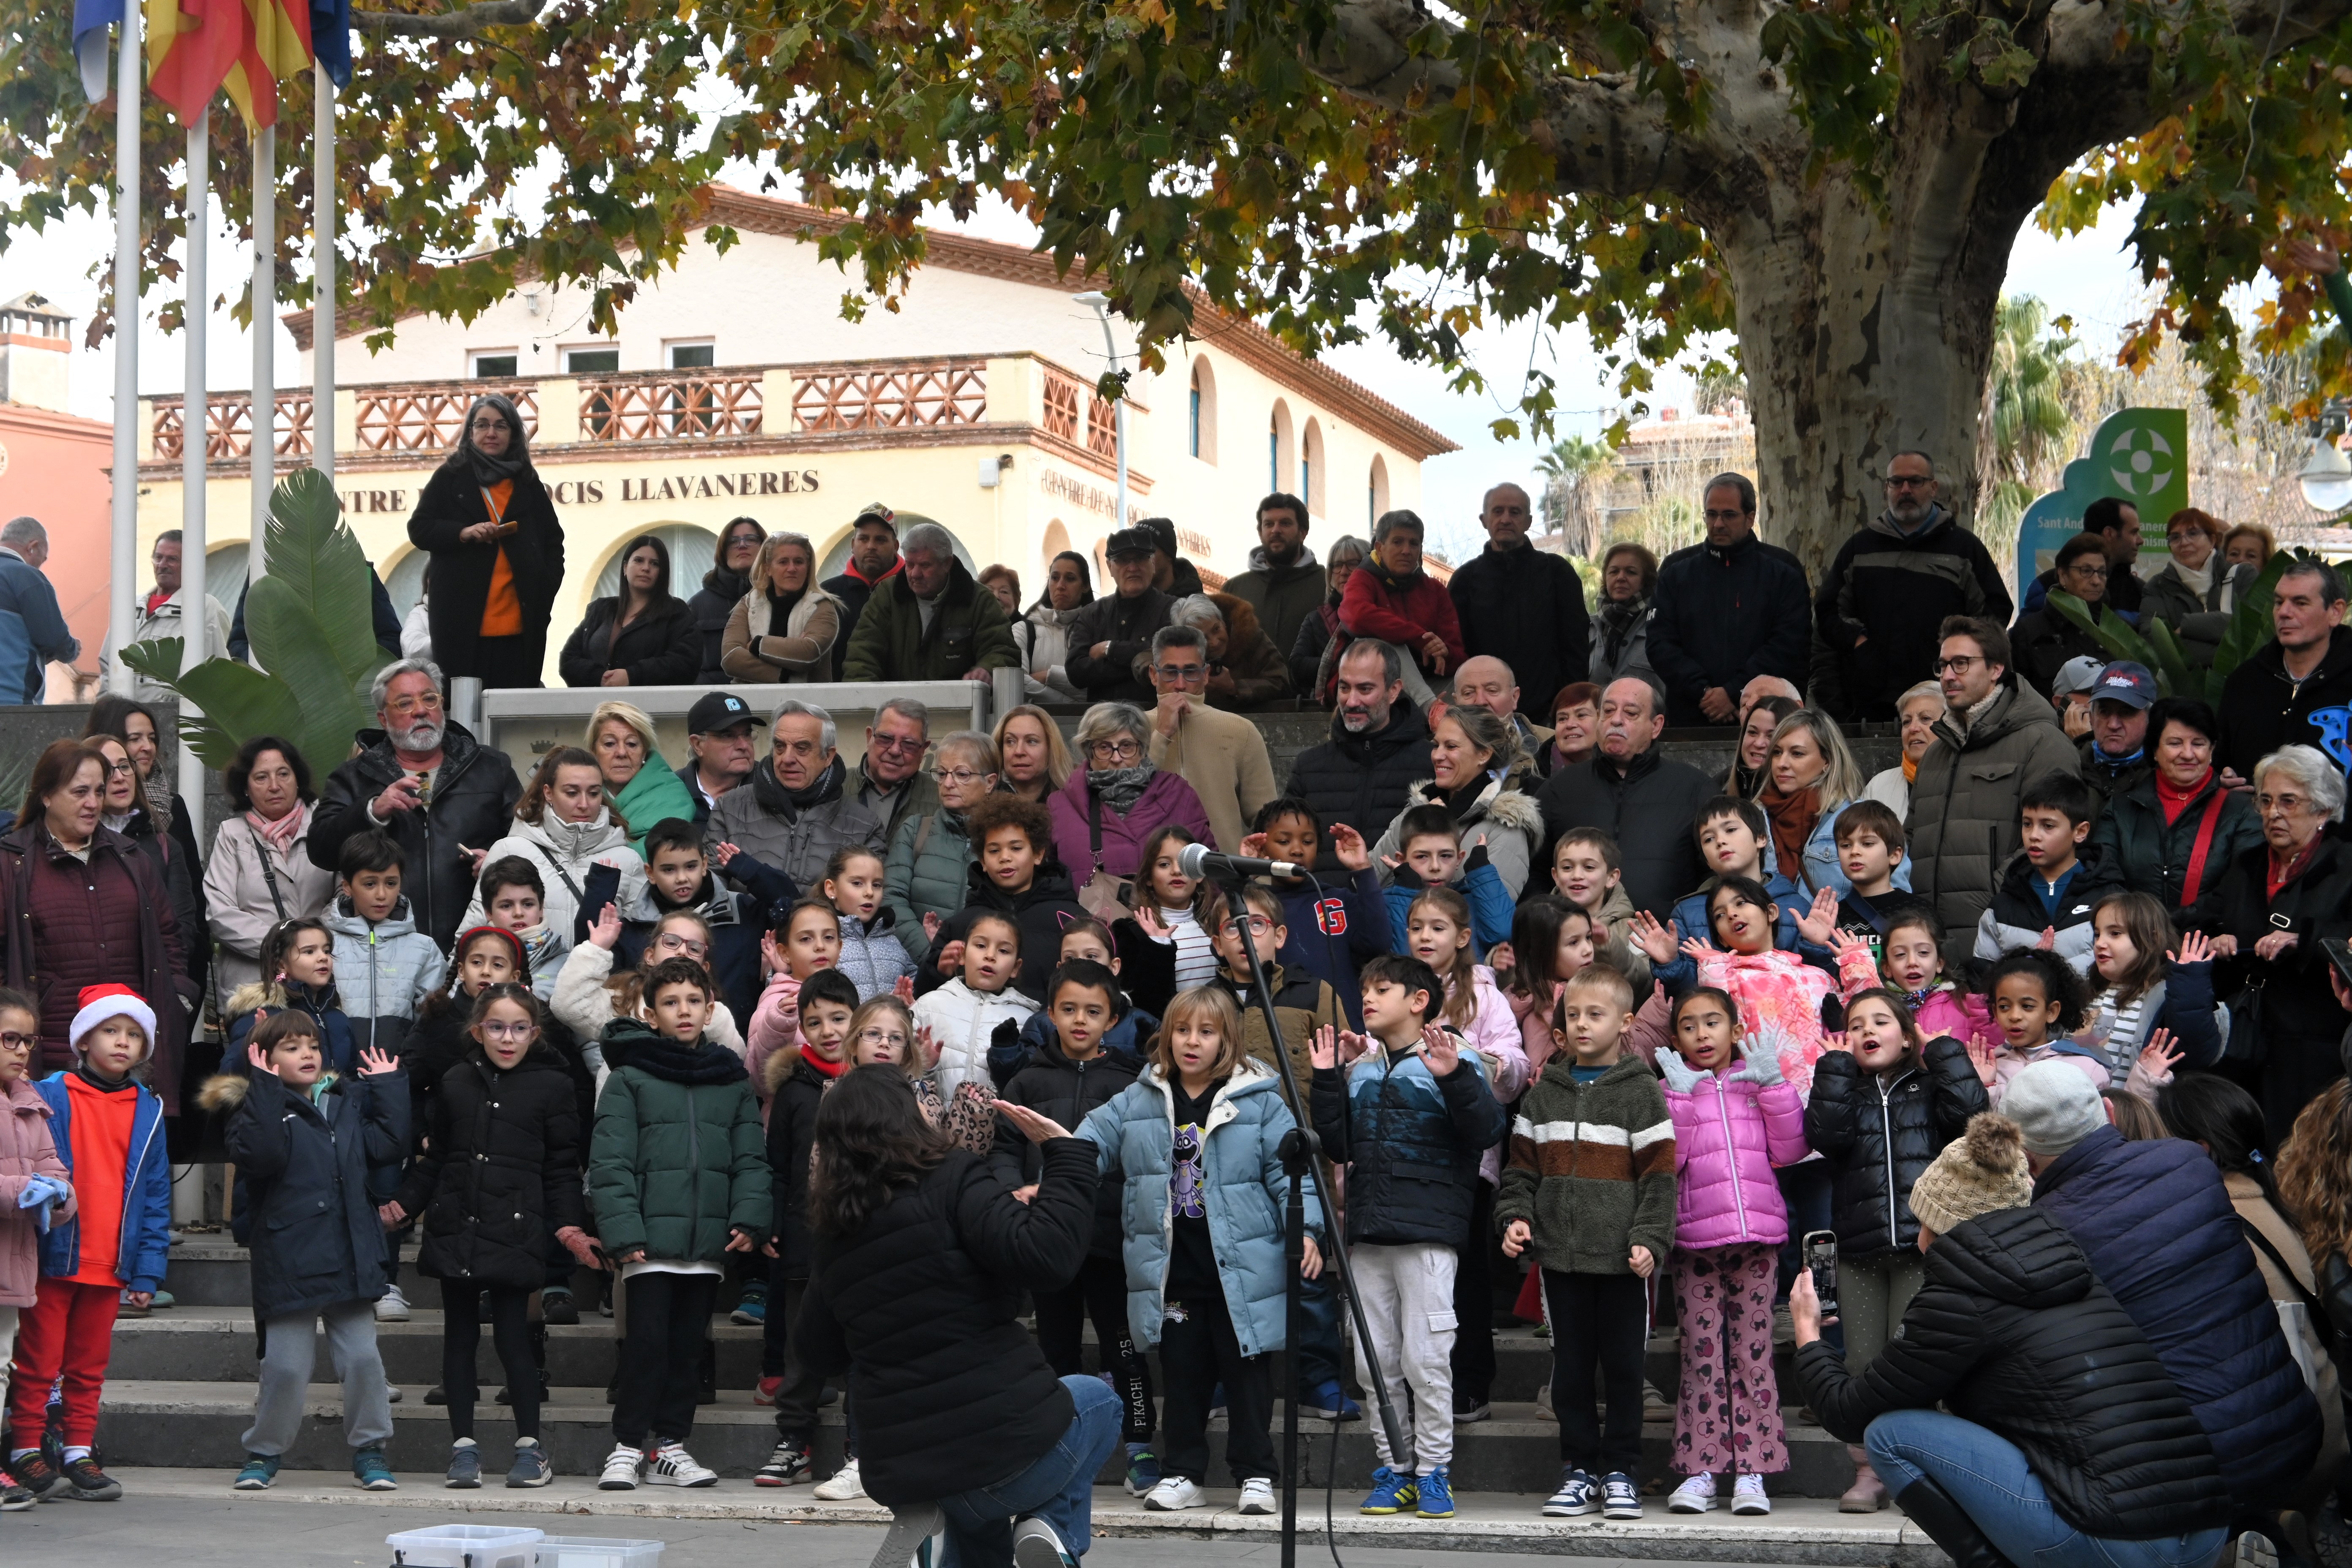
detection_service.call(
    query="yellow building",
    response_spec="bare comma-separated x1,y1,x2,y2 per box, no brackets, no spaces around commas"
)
134,186,1455,681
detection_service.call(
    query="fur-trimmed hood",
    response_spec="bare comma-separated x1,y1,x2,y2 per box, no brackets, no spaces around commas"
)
197,1066,346,1113
1398,773,1546,839
761,1041,847,1097
1209,589,1266,648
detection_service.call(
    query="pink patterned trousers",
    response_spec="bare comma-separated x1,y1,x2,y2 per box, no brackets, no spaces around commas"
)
1671,1242,1787,1476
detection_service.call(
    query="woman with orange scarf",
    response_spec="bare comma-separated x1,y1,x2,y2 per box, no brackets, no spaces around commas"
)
407,394,566,689
1758,709,1910,899
1861,683,1945,821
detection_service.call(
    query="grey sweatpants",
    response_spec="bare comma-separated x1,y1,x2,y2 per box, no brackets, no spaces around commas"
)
1839,1250,1927,1374
1350,1241,1459,1472
242,1300,393,1456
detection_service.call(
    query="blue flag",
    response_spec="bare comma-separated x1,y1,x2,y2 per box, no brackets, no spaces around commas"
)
313,0,351,88
72,0,121,102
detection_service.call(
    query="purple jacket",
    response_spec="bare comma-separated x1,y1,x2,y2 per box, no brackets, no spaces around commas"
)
1665,1072,1808,1251
1048,769,1217,881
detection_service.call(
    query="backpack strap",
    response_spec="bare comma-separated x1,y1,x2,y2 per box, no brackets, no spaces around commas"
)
2241,1217,2336,1352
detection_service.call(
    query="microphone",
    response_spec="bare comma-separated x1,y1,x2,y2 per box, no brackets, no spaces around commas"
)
1178,842,1303,882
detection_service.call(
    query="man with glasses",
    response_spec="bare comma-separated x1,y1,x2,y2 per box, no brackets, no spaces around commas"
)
1906,617,2081,964
1644,471,1810,726
1816,449,2013,721
855,697,939,844
1146,623,1277,853
1533,676,1714,919
310,657,524,950
704,697,890,896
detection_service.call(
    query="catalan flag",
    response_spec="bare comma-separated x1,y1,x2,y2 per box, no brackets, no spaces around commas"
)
219,0,313,129
142,0,242,122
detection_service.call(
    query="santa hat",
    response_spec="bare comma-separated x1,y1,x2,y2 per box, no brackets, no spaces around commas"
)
71,984,157,1059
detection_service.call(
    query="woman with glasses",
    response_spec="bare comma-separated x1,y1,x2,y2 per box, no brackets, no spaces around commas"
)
2141,509,2259,654
1048,705,1216,905
555,906,746,1083
2009,534,2129,699
87,732,205,991
2204,745,2352,1143
206,737,335,1008
885,732,999,951
461,746,652,942
691,517,766,683
585,701,697,857
1025,552,1095,702
406,393,566,689
992,705,1074,804
84,694,205,934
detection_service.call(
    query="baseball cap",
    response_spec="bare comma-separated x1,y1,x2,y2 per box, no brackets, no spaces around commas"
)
2051,656,2105,703
687,691,764,735
2090,661,2158,710
1105,527,1155,561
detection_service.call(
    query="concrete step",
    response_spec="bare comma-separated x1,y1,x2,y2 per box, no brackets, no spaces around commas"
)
76,1383,1861,1497
83,1468,1948,1563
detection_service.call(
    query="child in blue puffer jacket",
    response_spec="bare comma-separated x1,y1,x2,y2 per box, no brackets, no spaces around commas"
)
818,847,912,1002
1076,984,1320,1519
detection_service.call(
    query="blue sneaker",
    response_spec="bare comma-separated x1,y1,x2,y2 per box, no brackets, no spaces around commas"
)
1543,1467,1598,1517
730,1284,768,1326
233,1453,279,1492
1124,1444,1162,1497
1415,1465,1455,1519
1360,1466,1418,1515
1302,1379,1362,1421
353,1446,398,1492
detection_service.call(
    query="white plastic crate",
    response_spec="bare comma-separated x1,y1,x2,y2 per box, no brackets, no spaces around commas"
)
532,1537,667,1568
386,1522,545,1568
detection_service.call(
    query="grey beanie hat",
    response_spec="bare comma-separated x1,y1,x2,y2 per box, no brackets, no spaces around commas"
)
2002,1059,2107,1156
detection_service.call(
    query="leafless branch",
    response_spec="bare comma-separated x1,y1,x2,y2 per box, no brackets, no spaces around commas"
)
352,0,545,38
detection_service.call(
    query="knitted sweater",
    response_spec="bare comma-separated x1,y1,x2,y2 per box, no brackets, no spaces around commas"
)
1495,1055,1676,1275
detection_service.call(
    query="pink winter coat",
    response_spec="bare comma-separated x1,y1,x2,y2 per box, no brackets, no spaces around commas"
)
0,1074,74,1307
1912,985,1999,1050
1456,966,1529,1185
1664,1070,1809,1251
1048,769,1218,881
1508,980,1561,1075
1695,946,1880,1100
747,971,806,1117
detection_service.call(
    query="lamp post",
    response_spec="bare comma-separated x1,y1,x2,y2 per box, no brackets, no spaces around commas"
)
1073,291,1126,526
2298,402,2352,516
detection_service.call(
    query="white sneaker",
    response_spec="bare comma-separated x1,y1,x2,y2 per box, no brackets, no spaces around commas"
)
598,1445,642,1491
375,1284,411,1323
1013,1518,1079,1568
1731,1475,1771,1515
1237,1478,1277,1515
1667,1473,1717,1513
643,1441,717,1488
813,1457,866,1500
1143,1476,1206,1511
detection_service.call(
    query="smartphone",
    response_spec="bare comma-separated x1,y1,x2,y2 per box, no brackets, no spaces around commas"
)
1803,1229,1840,1318
2323,937,2352,994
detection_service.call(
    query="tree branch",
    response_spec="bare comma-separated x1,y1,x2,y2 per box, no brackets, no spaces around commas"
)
2040,0,2351,81
352,0,544,38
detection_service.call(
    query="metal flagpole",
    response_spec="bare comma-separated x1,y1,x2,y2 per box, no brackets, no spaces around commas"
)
104,7,142,697
312,60,333,486
249,122,274,582
179,117,209,829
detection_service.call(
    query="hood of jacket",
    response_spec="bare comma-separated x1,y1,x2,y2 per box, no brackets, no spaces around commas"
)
515,809,632,864
1209,591,1268,649
226,976,345,1019
1361,554,1426,596
1138,1053,1282,1105
322,894,422,942
599,1017,750,1086
1018,1023,1146,1078
1537,1052,1652,1094
1866,503,1955,544
1327,698,1431,762
1927,1202,2095,1311
1403,772,1545,838
196,1065,350,1115
701,564,753,601
1243,544,1320,577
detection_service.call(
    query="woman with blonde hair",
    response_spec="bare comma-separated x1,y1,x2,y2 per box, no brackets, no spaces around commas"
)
993,703,1076,804
585,700,695,854
1761,709,1901,896
721,531,844,681
1861,683,1946,819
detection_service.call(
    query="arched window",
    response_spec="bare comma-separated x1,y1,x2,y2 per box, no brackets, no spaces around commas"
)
1187,357,1218,465
1301,418,1326,517
1368,454,1391,529
1270,399,1295,494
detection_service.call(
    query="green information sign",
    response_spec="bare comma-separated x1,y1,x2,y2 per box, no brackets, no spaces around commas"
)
2014,407,2191,588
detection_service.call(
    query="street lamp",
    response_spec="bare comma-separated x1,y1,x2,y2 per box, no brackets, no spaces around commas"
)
2299,431,2352,515
1073,291,1127,527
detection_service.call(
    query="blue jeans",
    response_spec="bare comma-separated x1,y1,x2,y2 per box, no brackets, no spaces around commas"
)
1866,1410,2229,1568
938,1375,1122,1568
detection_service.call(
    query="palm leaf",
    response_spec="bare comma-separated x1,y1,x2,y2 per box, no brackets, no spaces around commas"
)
247,575,377,770
2135,616,2206,702
167,658,313,768
120,636,185,687
2046,590,2154,667
2213,553,2297,680
257,468,382,688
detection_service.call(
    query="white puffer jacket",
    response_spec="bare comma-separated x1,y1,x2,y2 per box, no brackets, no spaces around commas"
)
911,977,1040,1103
460,809,651,939
1024,604,1089,703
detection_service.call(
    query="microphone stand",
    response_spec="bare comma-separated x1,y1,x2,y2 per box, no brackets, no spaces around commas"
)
1212,866,1408,1568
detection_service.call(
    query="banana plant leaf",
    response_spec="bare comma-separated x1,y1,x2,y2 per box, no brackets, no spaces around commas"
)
2046,591,2156,675
2135,616,2216,705
252,468,390,690
2212,553,2298,680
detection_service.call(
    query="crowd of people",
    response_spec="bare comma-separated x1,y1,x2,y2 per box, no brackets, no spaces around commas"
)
3,430,2352,1568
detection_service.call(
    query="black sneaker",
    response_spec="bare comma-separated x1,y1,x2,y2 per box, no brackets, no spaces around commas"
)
424,1385,448,1405
542,1290,580,1327
754,1441,812,1488
1,1479,34,1511
5,1449,67,1502
1453,1392,1492,1423
60,1454,123,1501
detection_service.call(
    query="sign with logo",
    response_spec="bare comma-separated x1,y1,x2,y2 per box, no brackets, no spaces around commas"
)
2014,407,2190,589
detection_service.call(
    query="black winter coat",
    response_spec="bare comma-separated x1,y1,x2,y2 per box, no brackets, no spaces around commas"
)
2010,602,2125,701
309,721,523,951
395,1044,585,1288
1644,533,1811,727
1446,542,1590,724
2205,834,2352,1141
117,804,205,992
820,563,901,681
2216,626,2352,783
763,1048,831,1280
1063,588,1176,702
403,991,593,1164
1795,1204,2232,1540
1534,747,1716,920
210,1065,408,1320
918,860,1089,1005
2088,770,2263,915
1802,1038,1988,1258
1310,1040,1505,1247
558,594,699,689
1815,508,2015,721
1282,704,1432,844
406,463,566,682
689,567,752,683
796,1139,1097,1507
988,1033,1144,1257
2034,1123,2321,1509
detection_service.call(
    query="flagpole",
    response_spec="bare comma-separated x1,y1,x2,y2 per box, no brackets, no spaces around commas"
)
104,7,142,698
250,121,273,583
313,60,333,487
179,114,209,828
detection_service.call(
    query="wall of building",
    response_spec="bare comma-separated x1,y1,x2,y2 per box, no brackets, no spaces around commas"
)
0,402,112,694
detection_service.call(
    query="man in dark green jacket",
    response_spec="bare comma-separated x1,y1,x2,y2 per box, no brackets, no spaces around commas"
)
1225,493,1328,662
841,522,1022,682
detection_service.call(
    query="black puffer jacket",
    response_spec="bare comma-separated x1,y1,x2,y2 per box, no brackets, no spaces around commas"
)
796,1139,1096,1507
405,991,594,1162
1796,1203,2232,1540
1643,532,1811,727
1282,703,1432,843
558,594,700,689
2205,834,2352,1141
310,721,523,951
1802,1038,1989,1258
688,566,752,683
762,1047,833,1280
394,1043,585,1288
918,860,1089,1005
988,1033,1144,1257
1534,747,1716,919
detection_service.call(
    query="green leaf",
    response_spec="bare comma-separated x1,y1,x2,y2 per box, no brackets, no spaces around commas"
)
2213,553,2295,681
2136,616,2195,700
120,637,185,686
257,468,383,689
2046,591,2155,667
246,576,376,772
166,659,313,770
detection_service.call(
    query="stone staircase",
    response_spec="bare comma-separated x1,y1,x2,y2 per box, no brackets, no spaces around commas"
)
74,1236,1865,1499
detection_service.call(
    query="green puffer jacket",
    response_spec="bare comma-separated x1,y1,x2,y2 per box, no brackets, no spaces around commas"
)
841,558,1022,681
885,807,974,945
588,1018,769,1260
2088,769,2265,917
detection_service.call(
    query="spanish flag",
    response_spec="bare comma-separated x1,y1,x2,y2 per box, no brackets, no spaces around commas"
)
142,0,241,122
221,0,314,129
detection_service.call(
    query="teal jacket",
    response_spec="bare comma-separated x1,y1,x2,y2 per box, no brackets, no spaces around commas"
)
885,807,975,946
1075,1058,1320,1358
588,1019,768,1260
611,762,701,858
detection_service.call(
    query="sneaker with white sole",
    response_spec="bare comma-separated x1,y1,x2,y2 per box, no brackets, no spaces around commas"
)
1237,1477,1277,1515
1143,1476,1206,1511
1543,1467,1597,1517
598,1445,643,1491
813,1456,865,1500
644,1441,718,1487
1601,1471,1642,1519
1667,1473,1716,1513
1731,1474,1770,1515
374,1284,411,1323
1012,1517,1079,1568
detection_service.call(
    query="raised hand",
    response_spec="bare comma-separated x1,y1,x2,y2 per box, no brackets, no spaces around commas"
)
1966,1034,2000,1087
358,1046,398,1077
711,841,740,869
2035,925,2058,952
1796,887,1841,946
1818,1030,1850,1055
999,1102,1075,1143
894,974,915,1004
2137,1028,2183,1083
1485,941,1516,977
1681,935,1726,965
246,1038,270,1071
935,939,966,976
1133,905,1171,941
922,912,942,942
1309,1024,1339,1071
1629,910,1680,966
589,902,623,952
1825,925,1873,965
2169,930,2215,967
1336,1029,1371,1065
1655,1048,1705,1093
1419,1024,1461,1077
1330,823,1372,873
1237,833,1271,860
1730,1034,1786,1086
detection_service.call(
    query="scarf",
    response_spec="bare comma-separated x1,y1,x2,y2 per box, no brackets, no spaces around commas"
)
751,753,849,818
1901,754,1919,786
2174,558,2215,602
1437,772,1500,821
538,808,624,861
1596,594,1650,666
248,801,307,858
2268,835,2323,901
702,564,751,601
1088,765,1154,816
798,1044,847,1079
1759,784,1821,881
765,583,807,626
1245,542,1318,574
2155,768,2209,827
458,394,529,484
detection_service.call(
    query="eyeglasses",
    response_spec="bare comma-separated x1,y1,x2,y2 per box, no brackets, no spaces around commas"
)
1218,916,1273,938
386,692,443,716
933,768,994,787
869,733,927,754
855,1026,906,1046
1089,739,1142,763
1701,509,1748,523
1154,663,1207,684
103,760,136,778
478,1021,535,1040
2257,792,2312,815
1886,474,1936,489
655,932,710,958
1931,655,1982,675
468,419,508,434
0,1031,30,1054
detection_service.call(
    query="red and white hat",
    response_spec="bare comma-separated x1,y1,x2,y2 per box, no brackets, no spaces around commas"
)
71,984,157,1058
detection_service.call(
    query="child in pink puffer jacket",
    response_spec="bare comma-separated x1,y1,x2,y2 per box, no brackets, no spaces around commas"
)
1655,986,1809,1516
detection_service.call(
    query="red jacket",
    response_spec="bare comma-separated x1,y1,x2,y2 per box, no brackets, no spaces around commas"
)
1340,561,1465,675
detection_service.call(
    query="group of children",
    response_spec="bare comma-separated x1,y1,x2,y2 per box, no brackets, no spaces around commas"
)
0,748,2232,1519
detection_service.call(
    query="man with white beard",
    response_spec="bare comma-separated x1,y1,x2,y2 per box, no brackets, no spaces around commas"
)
309,656,524,949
